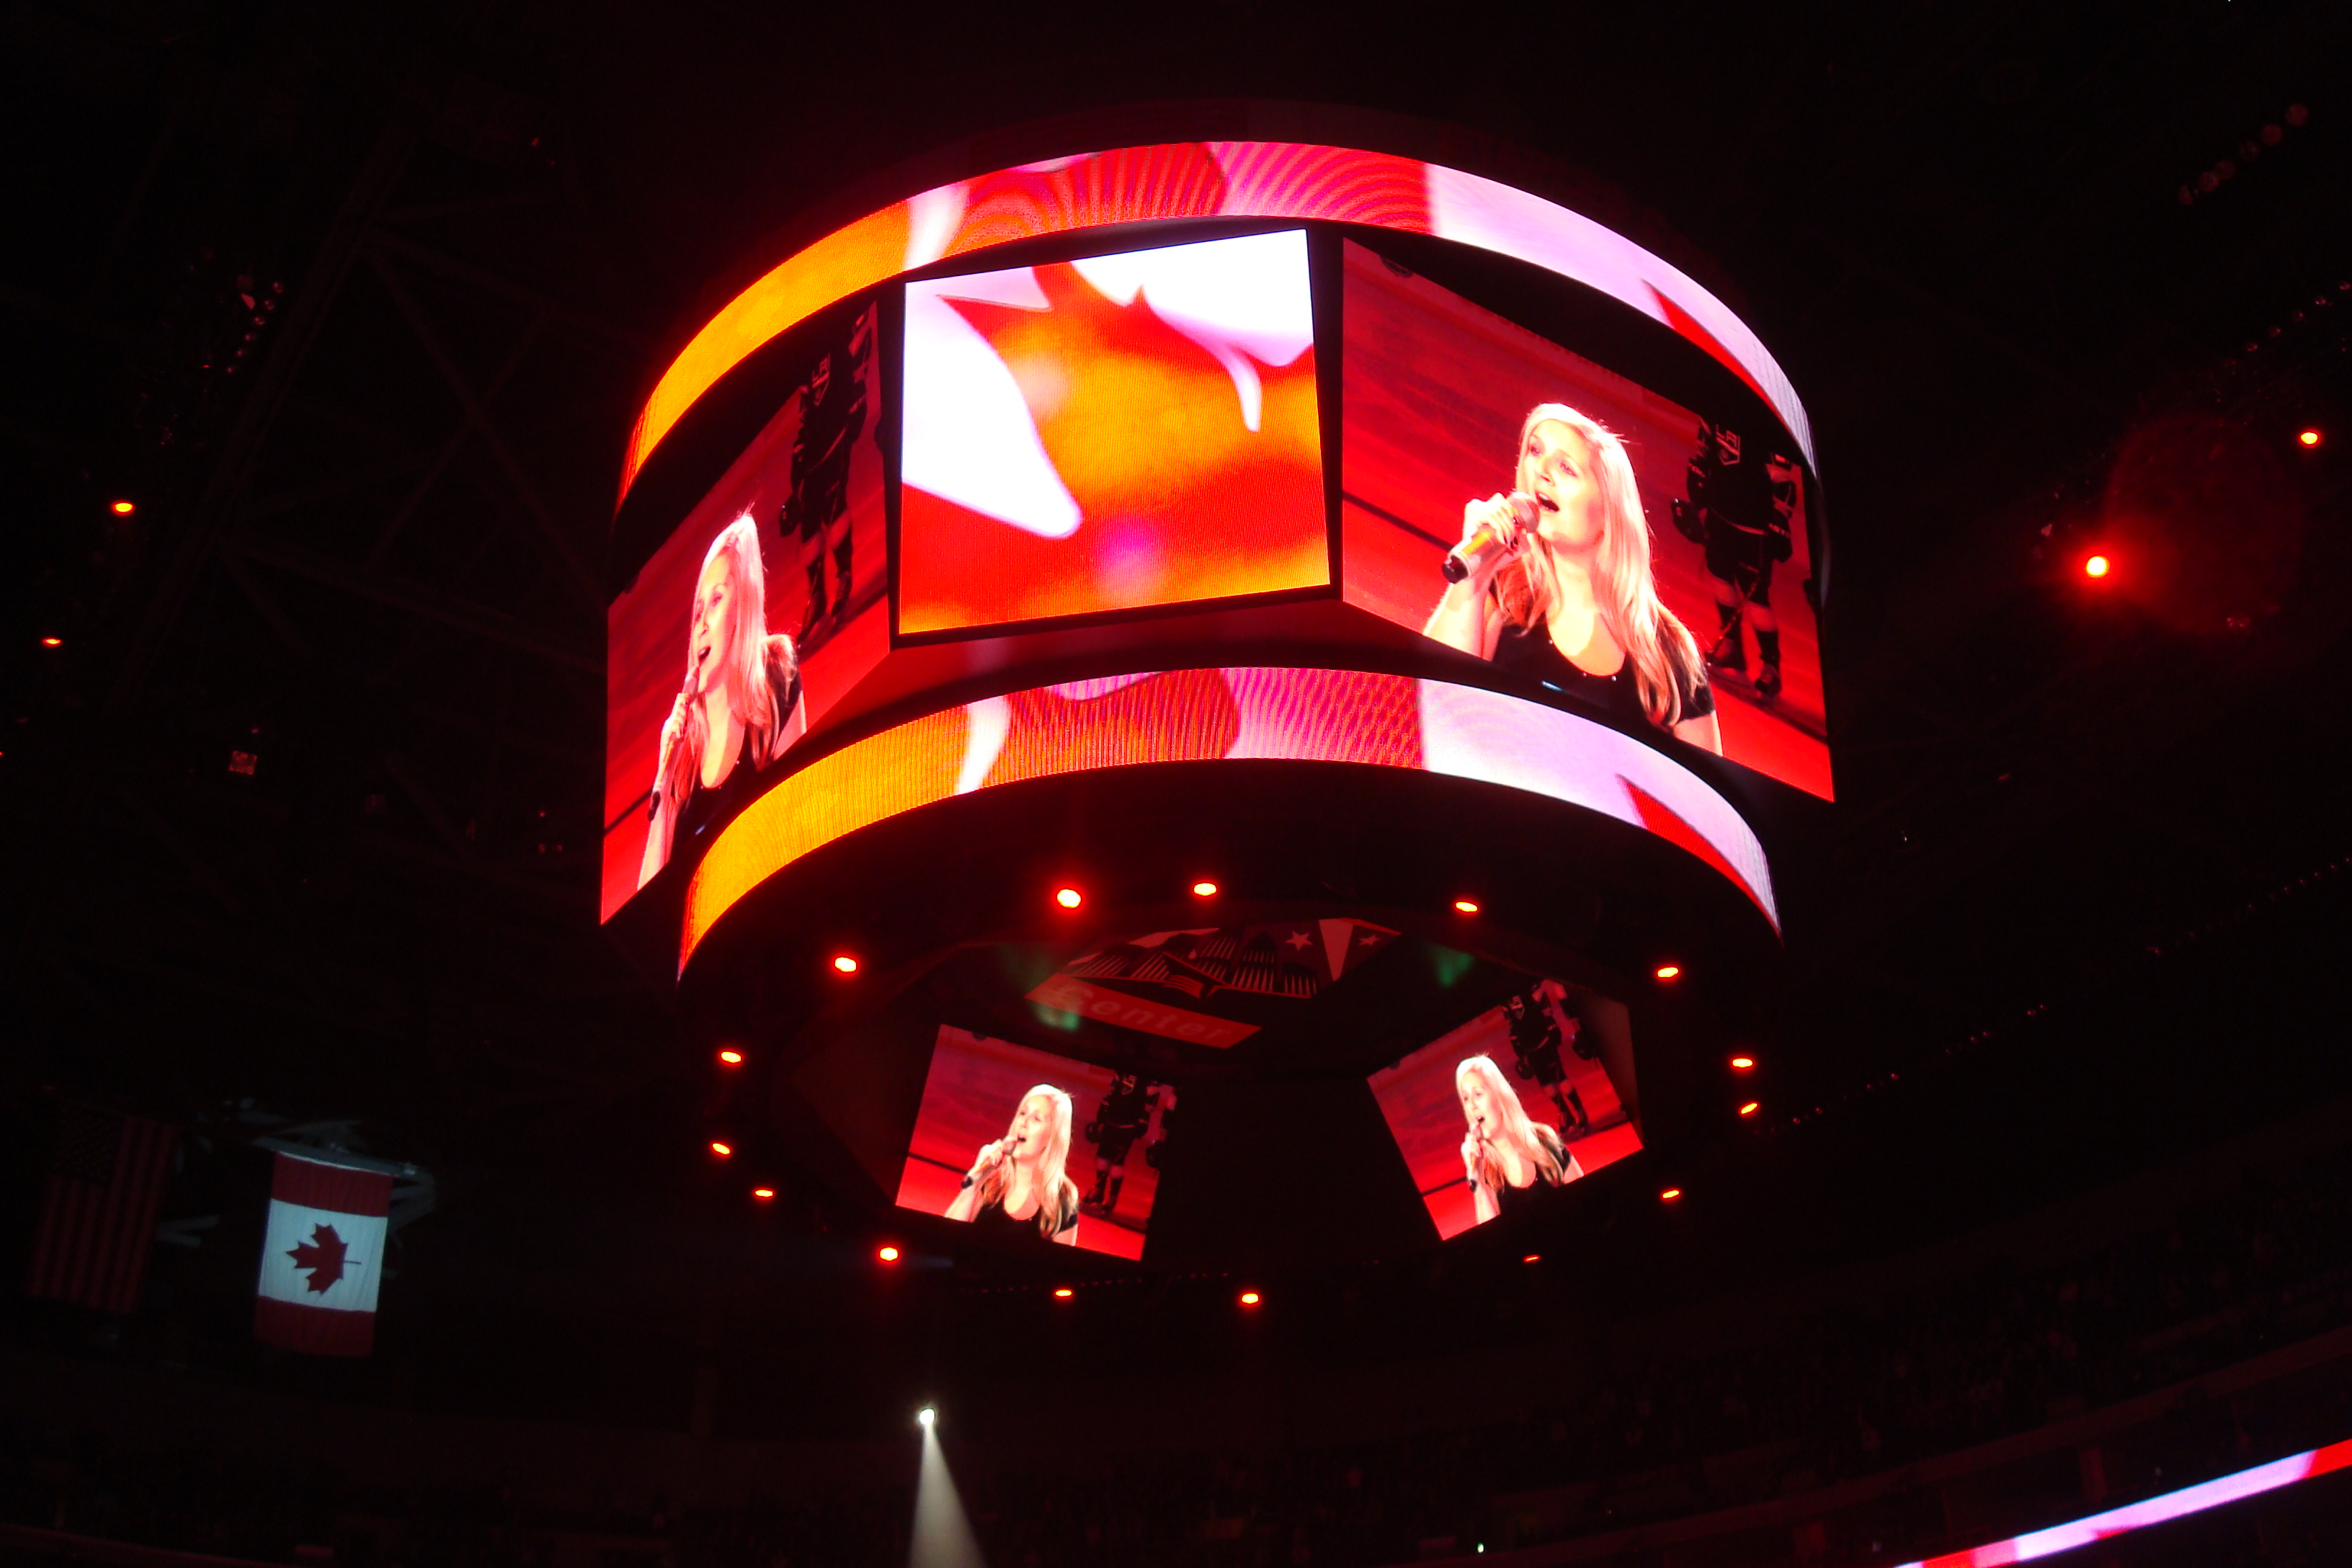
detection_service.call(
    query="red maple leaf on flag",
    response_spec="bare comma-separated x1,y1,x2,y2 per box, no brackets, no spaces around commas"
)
288,1223,349,1293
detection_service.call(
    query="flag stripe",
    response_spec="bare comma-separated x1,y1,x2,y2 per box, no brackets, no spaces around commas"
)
254,1294,375,1357
25,1113,177,1314
271,1153,391,1216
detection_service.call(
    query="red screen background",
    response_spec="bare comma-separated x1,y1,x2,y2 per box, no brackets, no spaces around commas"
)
1340,242,1831,799
894,1027,1157,1260
601,308,887,922
1367,992,1640,1242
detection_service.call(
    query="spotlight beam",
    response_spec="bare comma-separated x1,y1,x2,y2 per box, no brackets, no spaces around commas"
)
911,1415,985,1568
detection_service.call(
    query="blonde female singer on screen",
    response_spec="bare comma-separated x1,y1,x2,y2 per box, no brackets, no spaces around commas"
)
946,1086,1082,1246
1424,404,1721,752
1458,1054,1584,1225
638,516,806,889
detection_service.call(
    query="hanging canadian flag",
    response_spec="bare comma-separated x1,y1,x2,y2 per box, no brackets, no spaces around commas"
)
254,1152,391,1357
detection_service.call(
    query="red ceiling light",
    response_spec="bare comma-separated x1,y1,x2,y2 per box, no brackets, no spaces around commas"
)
877,1244,901,1263
1730,1055,1755,1071
1053,1286,1074,1298
2299,429,2322,447
1654,963,1682,981
1660,1187,1683,1202
1054,886,1084,909
1738,1101,1760,1117
1239,1290,1262,1306
831,953,860,974
2084,554,2111,579
1522,1253,1541,1265
717,1048,744,1066
1191,880,1219,897
40,637,62,648
752,1187,775,1200
709,1141,733,1157
1452,899,1480,914
110,499,135,516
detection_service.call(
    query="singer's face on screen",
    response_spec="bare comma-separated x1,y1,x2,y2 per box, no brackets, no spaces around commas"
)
1459,1070,1500,1145
689,553,739,696
1519,421,1606,556
1007,1092,1056,1167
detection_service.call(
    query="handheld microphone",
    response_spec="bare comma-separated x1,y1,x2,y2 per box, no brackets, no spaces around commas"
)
1442,493,1538,583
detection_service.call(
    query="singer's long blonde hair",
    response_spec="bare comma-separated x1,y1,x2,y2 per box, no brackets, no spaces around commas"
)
972,1086,1081,1239
1457,1054,1569,1193
1491,404,1706,729
661,516,791,815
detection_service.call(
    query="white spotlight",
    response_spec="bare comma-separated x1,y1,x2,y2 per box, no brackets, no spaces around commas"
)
917,1406,936,1428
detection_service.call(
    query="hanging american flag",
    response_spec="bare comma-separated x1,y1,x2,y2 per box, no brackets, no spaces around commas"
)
26,1105,179,1314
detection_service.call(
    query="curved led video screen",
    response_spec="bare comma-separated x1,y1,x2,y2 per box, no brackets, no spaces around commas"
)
604,140,1829,933
1340,241,1830,796
679,666,1777,973
620,141,1813,498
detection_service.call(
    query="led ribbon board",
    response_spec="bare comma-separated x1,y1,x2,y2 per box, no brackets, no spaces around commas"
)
622,142,1814,497
680,667,1778,973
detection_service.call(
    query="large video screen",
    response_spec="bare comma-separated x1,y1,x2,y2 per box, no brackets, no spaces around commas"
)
897,229,1328,636
1341,242,1831,799
602,306,888,921
1367,978,1640,1240
680,667,1779,971
895,1026,1171,1259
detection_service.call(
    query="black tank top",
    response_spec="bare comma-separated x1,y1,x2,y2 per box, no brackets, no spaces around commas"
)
1492,624,1714,734
969,1191,1076,1244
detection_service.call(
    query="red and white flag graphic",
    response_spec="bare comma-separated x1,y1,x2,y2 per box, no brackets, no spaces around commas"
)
254,1152,390,1357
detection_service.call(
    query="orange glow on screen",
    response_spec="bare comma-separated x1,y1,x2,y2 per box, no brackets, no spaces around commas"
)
2085,554,2111,579
1660,1187,1683,1201
1730,1055,1755,1070
618,143,1814,496
1738,1101,1760,1117
1192,880,1219,897
110,499,135,515
678,669,1781,972
1054,887,1084,909
1654,963,1682,980
752,1187,775,1200
709,1141,733,1157
1239,1290,1261,1306
1522,1254,1541,1264
832,954,860,974
877,1244,901,1262
716,1048,744,1065
1053,1286,1074,1298
2299,429,2322,447
40,637,62,648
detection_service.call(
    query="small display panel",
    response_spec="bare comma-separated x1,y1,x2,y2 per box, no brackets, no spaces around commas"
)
1368,979,1640,1240
1341,241,1831,799
895,1027,1170,1259
602,306,888,922
1026,919,1400,1048
897,229,1329,635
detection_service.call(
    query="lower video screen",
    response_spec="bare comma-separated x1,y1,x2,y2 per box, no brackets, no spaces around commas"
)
894,1027,1171,1259
1368,979,1640,1240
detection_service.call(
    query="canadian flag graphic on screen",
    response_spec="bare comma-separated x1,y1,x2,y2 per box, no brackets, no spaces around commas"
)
254,1152,391,1357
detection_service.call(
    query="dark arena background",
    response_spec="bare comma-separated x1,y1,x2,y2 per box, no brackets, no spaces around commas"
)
6,6,2352,1568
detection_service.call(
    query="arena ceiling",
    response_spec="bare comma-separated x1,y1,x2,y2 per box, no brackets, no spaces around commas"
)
2,0,2348,1430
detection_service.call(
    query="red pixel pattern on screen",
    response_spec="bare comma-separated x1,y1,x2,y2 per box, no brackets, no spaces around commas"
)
1368,987,1641,1240
601,308,887,922
896,1027,1161,1260
897,230,1328,634
1339,243,1830,798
